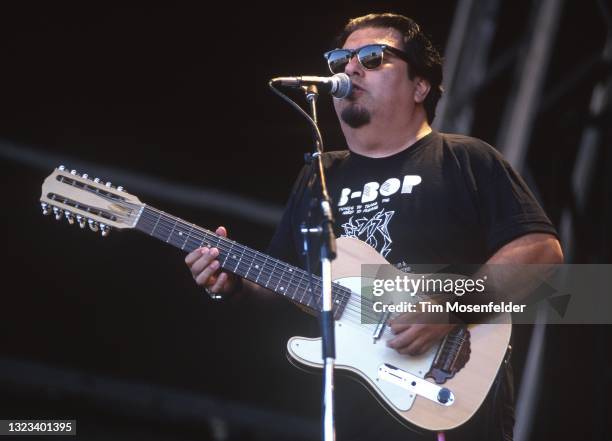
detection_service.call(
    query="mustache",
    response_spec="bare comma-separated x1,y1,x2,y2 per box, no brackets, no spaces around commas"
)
346,84,364,101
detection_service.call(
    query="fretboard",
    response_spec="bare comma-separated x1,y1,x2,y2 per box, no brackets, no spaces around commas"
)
135,205,349,316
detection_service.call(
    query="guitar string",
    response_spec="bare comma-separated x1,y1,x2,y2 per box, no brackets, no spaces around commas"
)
136,206,437,329
136,210,394,325
52,182,456,342
59,184,386,319
135,216,392,329
53,180,399,329
142,209,443,339
136,208,391,323
136,205,361,304
64,186,418,330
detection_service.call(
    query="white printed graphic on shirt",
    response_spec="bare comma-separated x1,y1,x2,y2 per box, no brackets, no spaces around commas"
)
336,175,421,257
340,209,395,257
338,175,421,206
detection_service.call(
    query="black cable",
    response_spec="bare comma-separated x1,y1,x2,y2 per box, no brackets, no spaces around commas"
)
269,81,333,312
268,82,325,155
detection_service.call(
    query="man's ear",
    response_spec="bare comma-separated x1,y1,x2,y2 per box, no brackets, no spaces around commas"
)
414,77,431,103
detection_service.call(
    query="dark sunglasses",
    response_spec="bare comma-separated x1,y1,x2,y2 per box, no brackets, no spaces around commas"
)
323,43,410,74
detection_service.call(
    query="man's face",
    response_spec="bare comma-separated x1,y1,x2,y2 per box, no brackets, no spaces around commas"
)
333,27,418,129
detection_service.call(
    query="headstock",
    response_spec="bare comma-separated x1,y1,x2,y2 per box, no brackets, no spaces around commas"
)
40,166,144,237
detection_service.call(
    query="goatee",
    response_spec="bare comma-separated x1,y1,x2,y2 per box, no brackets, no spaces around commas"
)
340,104,371,128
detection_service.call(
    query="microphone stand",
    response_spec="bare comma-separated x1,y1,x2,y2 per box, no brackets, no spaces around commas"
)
301,84,337,441
267,78,338,441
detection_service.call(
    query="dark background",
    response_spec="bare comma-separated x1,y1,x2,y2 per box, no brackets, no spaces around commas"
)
1,2,610,440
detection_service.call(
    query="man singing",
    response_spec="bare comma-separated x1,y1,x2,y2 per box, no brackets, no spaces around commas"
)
186,13,563,440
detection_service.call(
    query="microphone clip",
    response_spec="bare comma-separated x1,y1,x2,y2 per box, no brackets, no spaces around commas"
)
303,84,319,102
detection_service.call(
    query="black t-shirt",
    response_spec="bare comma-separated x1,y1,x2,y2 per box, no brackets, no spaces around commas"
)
266,131,556,440
268,130,557,268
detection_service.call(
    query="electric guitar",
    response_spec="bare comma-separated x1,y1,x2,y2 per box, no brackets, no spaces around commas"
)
40,166,511,431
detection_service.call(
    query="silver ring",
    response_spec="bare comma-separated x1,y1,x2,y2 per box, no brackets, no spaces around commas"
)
204,287,223,301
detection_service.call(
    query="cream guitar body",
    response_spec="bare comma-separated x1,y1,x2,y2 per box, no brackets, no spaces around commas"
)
287,237,511,431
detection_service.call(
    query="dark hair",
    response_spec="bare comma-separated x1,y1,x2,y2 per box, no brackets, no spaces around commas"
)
334,13,443,123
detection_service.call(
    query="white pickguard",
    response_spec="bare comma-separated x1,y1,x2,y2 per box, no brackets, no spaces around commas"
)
287,276,439,412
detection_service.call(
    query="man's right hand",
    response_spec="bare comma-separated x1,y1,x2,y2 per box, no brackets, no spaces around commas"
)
185,226,241,296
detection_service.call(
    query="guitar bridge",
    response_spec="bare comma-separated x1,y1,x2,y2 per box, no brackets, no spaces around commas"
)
427,326,471,384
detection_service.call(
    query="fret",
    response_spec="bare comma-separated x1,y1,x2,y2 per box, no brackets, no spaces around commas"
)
331,286,340,307
299,274,310,305
287,267,299,300
154,216,171,240
180,223,194,250
251,252,265,283
171,221,190,248
232,245,248,276
150,211,162,236
272,261,285,294
332,287,340,307
332,286,348,318
160,222,174,243
292,269,305,302
264,258,277,290
275,263,289,295
200,230,216,248
243,250,256,280
166,218,178,243
199,230,210,247
205,231,219,248
221,240,234,268
300,271,315,305
306,277,316,308
229,243,244,274
305,276,318,307
177,224,193,251
285,266,298,300
254,255,267,284
288,266,301,298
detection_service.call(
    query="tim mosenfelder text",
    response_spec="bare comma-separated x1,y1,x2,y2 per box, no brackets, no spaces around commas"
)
370,275,527,314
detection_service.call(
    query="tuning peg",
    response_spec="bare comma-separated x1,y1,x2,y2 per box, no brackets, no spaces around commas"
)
105,182,112,188
64,210,75,225
76,215,86,228
88,219,99,232
70,170,77,175
117,186,124,192
82,174,89,179
100,223,111,237
58,165,66,171
53,207,63,220
94,178,100,183
41,203,51,215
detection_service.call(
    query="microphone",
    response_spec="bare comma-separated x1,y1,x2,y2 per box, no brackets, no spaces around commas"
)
271,73,352,99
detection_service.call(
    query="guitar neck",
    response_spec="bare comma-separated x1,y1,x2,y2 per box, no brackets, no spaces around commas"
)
135,205,348,315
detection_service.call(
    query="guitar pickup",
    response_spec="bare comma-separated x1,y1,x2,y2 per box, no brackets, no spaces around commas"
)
372,311,391,342
378,364,455,407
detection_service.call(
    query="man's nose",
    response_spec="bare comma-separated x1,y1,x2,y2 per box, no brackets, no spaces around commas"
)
344,54,363,76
